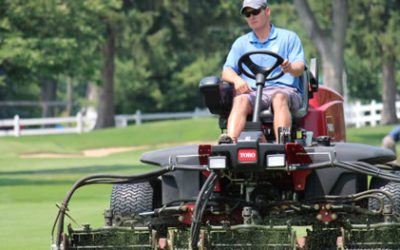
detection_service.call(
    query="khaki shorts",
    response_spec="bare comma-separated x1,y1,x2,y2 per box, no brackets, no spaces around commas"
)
244,85,303,112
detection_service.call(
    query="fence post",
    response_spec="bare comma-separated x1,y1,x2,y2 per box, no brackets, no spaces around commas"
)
121,117,128,127
135,110,142,125
13,115,20,137
76,112,83,134
193,107,199,118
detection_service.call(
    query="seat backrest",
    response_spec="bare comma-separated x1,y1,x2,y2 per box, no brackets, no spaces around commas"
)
199,76,232,118
293,69,309,119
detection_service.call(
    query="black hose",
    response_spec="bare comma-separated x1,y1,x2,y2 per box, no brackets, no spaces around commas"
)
190,171,218,249
337,161,400,182
305,160,400,183
52,167,171,248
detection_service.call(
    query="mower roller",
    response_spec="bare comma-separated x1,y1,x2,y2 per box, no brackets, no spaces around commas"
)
51,51,400,250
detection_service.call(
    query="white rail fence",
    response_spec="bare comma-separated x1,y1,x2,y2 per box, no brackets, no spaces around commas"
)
115,108,212,127
1,101,399,137
0,108,212,137
345,100,400,128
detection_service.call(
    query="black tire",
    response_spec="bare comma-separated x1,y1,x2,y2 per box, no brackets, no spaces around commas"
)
110,182,154,216
369,171,400,213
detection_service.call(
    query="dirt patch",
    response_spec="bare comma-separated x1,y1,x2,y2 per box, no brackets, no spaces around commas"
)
20,146,148,159
19,141,214,159
82,146,148,157
20,153,82,158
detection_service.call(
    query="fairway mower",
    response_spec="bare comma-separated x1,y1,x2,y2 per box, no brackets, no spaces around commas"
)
52,51,400,249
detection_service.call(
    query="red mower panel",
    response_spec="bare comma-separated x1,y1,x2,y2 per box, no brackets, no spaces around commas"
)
302,86,346,142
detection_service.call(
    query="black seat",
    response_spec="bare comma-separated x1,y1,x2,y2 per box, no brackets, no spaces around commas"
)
198,76,233,119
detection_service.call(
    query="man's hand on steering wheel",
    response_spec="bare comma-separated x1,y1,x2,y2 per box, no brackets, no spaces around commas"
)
281,59,305,77
280,59,291,74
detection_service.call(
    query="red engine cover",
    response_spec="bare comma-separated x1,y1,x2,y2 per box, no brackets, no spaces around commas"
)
302,86,346,142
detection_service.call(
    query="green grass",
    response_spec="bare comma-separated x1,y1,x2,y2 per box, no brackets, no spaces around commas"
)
346,125,394,146
0,117,219,250
0,117,397,250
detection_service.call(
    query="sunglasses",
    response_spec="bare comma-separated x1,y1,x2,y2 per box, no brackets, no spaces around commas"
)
243,8,263,18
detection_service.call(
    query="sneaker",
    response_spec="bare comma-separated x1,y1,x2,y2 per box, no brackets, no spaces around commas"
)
218,134,233,144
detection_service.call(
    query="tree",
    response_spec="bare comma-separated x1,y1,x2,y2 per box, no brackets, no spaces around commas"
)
68,1,127,129
0,0,71,116
9,0,399,127
0,0,100,118
113,0,243,113
95,20,116,128
294,0,347,96
348,1,400,124
344,51,380,102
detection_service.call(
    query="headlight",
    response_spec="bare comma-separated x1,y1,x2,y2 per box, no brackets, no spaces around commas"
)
209,156,226,169
266,154,285,168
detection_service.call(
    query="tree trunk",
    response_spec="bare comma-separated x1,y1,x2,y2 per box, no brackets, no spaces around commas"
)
40,78,57,117
65,77,73,116
381,49,397,124
294,0,347,96
95,22,116,129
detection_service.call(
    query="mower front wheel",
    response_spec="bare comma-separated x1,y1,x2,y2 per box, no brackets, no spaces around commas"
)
110,182,154,217
369,171,400,214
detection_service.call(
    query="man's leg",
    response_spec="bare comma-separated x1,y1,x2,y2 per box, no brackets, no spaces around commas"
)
271,93,292,142
227,95,253,142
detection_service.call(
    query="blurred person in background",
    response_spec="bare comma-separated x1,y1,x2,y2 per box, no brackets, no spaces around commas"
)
382,125,400,158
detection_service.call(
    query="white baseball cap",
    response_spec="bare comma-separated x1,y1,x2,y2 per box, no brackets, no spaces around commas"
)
241,0,268,14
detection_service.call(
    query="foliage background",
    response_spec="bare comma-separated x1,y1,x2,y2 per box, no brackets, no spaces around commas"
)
1,0,399,120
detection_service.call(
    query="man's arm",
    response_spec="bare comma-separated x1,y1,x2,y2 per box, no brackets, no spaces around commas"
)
221,67,252,94
281,60,305,77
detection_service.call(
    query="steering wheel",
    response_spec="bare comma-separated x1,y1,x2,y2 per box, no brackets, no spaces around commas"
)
238,50,285,81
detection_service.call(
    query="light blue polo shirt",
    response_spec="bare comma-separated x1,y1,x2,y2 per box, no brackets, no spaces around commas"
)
223,25,305,94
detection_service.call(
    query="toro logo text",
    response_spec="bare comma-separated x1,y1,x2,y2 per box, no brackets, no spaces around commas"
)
238,149,257,163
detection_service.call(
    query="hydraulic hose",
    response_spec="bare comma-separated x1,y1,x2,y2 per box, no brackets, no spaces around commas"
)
51,162,210,249
336,161,400,182
305,160,400,183
52,167,171,248
190,171,219,249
